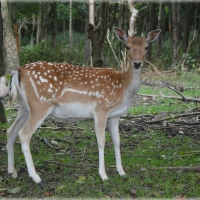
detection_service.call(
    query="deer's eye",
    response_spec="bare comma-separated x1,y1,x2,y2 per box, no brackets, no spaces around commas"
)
145,46,148,51
126,46,131,51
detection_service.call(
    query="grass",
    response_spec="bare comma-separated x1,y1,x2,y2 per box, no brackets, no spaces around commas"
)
0,71,200,198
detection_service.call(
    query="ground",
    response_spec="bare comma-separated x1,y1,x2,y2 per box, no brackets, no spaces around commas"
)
0,71,200,198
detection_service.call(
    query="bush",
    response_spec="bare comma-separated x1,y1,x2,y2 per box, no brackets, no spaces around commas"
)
19,33,85,66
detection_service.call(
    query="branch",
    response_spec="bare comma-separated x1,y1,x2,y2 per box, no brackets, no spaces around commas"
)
137,91,200,103
106,29,121,67
144,59,162,76
44,160,116,169
151,166,200,172
147,112,200,124
167,86,185,99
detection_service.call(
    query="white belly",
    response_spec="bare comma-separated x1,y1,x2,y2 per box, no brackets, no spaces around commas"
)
51,101,131,121
51,102,94,121
108,104,130,118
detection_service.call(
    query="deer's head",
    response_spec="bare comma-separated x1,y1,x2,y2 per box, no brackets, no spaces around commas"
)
114,28,161,69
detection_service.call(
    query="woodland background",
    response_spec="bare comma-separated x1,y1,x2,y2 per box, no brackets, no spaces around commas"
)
1,0,200,73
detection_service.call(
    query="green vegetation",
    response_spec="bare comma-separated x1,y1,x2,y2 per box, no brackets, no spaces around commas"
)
0,72,200,198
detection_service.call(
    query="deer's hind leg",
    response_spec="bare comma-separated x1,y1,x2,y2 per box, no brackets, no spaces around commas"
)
7,95,29,178
18,105,53,184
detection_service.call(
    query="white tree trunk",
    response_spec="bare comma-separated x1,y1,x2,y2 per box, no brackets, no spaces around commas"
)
128,0,138,37
89,0,94,25
88,0,94,66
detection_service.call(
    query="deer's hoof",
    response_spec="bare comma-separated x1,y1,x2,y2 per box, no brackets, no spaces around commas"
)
38,181,45,188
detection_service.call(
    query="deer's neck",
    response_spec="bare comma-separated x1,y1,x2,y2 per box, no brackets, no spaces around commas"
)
123,64,142,101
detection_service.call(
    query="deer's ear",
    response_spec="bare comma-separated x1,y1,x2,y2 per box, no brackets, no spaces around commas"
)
147,29,161,43
114,27,128,43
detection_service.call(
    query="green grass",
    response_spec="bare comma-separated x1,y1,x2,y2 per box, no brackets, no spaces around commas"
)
0,71,200,198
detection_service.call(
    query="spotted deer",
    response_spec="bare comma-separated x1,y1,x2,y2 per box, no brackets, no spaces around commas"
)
6,28,161,185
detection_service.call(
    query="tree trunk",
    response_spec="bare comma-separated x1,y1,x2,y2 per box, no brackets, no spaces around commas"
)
50,3,57,49
87,2,109,67
89,0,94,25
63,19,66,38
1,0,20,74
0,2,6,124
171,2,178,64
182,3,195,53
83,4,90,65
40,2,48,44
124,6,130,32
13,2,19,52
157,1,163,57
30,14,36,47
177,3,182,41
146,3,157,61
69,0,73,45
37,3,42,44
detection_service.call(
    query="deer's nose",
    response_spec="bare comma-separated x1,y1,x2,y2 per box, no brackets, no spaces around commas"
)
132,61,143,69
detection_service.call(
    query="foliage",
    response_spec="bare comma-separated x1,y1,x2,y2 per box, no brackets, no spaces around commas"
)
19,33,85,66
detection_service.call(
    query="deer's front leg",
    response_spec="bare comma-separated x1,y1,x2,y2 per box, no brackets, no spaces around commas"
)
94,114,108,180
108,117,126,176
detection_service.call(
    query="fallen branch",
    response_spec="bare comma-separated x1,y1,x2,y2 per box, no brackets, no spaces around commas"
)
167,86,185,99
151,166,200,172
184,86,200,91
44,160,116,168
43,138,62,150
137,91,200,103
147,112,200,124
168,151,200,159
160,91,200,102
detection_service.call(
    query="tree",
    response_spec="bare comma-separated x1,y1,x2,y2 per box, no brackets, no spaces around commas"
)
0,1,6,124
87,2,110,67
69,0,73,45
157,1,163,57
182,3,195,53
146,3,157,61
50,2,57,49
1,0,20,74
83,2,91,65
171,2,178,65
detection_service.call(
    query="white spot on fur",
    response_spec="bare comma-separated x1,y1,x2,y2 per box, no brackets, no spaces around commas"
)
39,76,48,83
30,78,40,99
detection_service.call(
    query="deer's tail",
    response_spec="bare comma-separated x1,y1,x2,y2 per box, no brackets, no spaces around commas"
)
6,70,20,108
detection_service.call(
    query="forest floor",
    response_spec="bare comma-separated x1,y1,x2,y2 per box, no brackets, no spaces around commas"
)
0,70,200,199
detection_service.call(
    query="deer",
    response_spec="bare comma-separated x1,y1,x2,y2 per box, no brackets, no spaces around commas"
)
6,27,161,185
